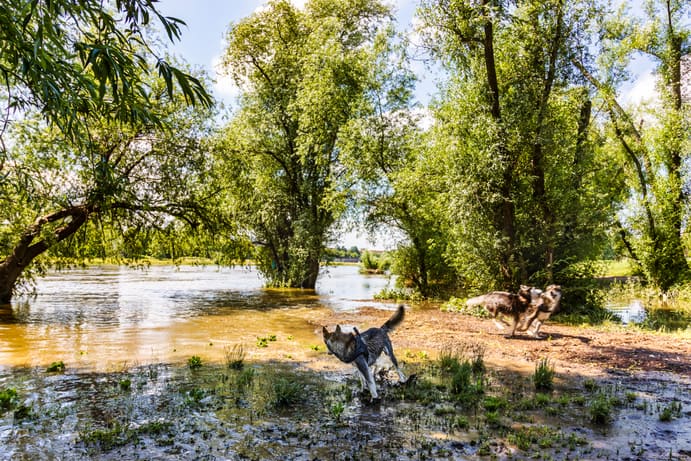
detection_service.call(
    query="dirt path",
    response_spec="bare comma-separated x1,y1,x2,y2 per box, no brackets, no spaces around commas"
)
310,305,691,379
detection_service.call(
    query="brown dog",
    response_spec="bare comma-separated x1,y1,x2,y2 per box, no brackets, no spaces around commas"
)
466,286,532,337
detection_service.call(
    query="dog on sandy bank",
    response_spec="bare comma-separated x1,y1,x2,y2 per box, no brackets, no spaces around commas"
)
518,284,562,338
466,284,563,338
322,305,407,400
465,285,533,338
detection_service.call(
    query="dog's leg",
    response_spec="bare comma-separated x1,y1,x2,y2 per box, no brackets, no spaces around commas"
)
492,313,511,331
528,320,545,338
383,339,407,383
354,356,378,399
505,313,519,338
356,367,367,390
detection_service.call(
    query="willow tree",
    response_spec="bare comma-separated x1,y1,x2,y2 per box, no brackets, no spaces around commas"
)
418,0,623,290
217,0,396,288
574,0,690,290
0,1,213,303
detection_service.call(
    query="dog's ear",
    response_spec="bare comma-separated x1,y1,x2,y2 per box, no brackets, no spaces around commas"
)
335,324,341,333
322,326,330,338
352,327,360,336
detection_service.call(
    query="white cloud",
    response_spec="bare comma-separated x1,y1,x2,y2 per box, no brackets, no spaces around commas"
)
623,70,659,106
211,54,240,102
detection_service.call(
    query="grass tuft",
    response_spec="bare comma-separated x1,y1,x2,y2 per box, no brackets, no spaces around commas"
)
533,358,555,391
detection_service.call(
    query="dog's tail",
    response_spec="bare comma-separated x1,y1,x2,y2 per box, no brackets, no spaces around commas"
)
381,305,405,332
465,295,485,307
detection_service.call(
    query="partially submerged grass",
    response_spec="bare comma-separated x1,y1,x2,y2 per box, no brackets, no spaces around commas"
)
46,361,65,372
224,344,246,370
2,342,687,460
0,387,17,412
533,358,555,392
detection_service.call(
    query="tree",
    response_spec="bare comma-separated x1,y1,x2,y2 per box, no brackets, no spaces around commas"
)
418,0,623,291
335,22,457,297
0,1,213,303
574,0,690,290
0,0,210,144
216,0,396,288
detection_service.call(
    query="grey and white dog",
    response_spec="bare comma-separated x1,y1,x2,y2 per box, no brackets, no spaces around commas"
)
322,305,407,400
518,284,562,338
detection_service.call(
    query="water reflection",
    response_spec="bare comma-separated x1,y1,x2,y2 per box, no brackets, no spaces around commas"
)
0,265,393,371
606,298,691,331
607,299,647,324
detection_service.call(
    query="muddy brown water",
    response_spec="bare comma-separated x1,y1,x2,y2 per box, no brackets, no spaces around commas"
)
1,265,690,460
0,265,393,371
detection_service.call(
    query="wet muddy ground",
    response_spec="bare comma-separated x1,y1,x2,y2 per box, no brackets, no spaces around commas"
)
1,304,690,460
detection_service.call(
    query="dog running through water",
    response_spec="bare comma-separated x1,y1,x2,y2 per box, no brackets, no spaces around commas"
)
322,305,407,400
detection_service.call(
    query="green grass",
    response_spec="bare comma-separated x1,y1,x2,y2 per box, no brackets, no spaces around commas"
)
0,388,17,411
602,259,634,277
533,358,555,392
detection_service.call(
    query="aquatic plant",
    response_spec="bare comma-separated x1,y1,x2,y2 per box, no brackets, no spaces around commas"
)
588,393,613,425
583,378,598,392
187,355,203,369
270,377,303,408
533,358,555,391
235,367,255,390
46,361,65,372
0,387,17,411
330,401,345,420
658,401,682,421
224,344,245,370
185,388,206,405
119,379,131,391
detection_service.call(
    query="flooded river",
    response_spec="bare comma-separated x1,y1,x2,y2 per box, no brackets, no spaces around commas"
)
1,266,689,460
0,265,393,372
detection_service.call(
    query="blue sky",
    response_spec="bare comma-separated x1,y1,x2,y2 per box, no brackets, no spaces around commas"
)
155,0,657,249
157,0,433,109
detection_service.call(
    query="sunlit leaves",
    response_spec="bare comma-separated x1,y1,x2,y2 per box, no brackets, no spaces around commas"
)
0,0,212,148
217,0,396,288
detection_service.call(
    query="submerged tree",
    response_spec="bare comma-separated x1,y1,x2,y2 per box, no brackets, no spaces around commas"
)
0,1,213,303
217,0,400,288
418,0,623,290
575,0,690,290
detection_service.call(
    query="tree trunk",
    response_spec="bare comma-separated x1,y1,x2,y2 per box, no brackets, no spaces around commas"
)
482,0,516,289
0,206,89,304
301,254,321,289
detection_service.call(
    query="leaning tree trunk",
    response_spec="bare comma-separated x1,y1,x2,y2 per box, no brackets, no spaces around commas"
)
0,206,89,304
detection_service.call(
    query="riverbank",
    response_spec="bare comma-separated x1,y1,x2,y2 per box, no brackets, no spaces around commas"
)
2,304,689,460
